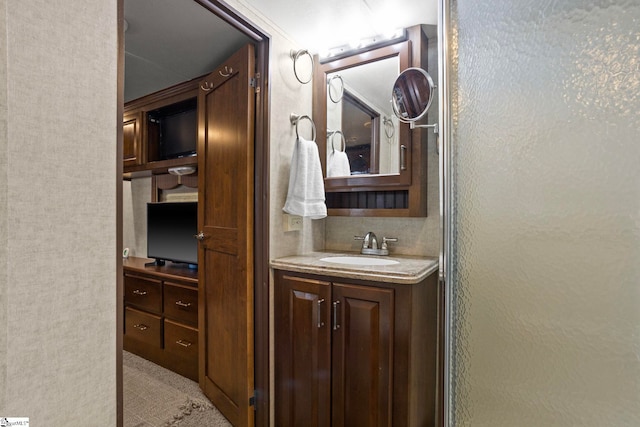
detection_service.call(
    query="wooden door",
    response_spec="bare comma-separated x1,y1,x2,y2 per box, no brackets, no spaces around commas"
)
331,283,394,427
197,43,255,427
274,271,332,427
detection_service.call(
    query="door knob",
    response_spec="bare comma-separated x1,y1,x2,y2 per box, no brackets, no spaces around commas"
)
194,231,206,241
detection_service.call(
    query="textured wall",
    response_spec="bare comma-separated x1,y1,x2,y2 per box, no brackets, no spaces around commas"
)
451,0,640,425
0,0,7,410
0,0,117,424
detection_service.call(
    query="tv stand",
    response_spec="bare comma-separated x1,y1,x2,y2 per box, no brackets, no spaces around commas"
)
123,256,199,381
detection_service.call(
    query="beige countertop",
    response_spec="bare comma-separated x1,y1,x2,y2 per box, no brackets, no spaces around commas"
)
270,251,439,285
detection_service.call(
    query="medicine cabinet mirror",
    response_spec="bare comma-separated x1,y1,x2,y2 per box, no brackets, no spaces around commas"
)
314,40,411,187
313,25,430,216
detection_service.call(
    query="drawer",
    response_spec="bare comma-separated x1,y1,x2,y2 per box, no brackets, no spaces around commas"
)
124,274,162,313
164,319,198,361
164,282,198,325
125,307,162,348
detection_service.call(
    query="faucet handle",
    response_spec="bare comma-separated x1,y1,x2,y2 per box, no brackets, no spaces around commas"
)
381,237,398,250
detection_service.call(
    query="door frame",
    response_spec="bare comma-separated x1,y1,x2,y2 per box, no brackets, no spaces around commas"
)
115,1,271,426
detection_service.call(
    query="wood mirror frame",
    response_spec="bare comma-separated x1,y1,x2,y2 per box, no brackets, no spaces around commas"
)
313,25,429,217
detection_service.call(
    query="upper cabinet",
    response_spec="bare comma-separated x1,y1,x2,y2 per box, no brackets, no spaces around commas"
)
313,25,431,217
123,78,200,178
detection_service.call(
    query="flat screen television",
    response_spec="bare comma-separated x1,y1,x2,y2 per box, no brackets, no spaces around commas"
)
147,202,198,267
148,98,197,160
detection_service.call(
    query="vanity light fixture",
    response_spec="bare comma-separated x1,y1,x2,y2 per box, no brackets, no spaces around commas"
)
319,28,406,63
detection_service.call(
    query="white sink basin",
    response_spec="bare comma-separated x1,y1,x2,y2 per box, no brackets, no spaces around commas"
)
320,256,400,266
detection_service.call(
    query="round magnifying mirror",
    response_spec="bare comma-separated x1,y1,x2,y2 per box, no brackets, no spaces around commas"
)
391,67,435,123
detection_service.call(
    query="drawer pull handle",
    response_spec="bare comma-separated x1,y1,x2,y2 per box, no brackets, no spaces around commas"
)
133,323,148,331
175,300,192,308
317,298,325,328
133,289,147,296
176,339,192,347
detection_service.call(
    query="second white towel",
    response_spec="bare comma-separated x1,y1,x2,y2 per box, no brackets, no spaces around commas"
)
327,150,351,177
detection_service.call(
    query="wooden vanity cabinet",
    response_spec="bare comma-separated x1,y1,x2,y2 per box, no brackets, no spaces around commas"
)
274,269,439,427
123,257,199,381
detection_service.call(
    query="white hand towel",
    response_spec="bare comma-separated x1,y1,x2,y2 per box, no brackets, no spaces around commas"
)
327,150,351,177
283,137,327,219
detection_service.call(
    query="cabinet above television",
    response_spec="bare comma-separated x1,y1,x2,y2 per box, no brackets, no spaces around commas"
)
123,77,201,179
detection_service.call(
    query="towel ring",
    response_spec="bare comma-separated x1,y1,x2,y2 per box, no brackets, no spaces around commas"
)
290,113,317,141
327,130,346,153
290,49,314,84
383,117,395,140
327,74,344,103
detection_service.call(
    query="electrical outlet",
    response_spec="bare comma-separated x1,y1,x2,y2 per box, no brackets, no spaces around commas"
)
283,214,303,232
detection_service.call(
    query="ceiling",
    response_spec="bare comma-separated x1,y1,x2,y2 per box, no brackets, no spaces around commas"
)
124,0,437,102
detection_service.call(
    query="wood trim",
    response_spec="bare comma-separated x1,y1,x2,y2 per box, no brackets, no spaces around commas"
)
124,80,200,112
116,0,124,425
253,36,271,427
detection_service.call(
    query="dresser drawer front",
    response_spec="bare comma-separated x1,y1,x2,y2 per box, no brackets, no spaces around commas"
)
164,282,198,325
125,307,162,348
125,275,162,313
164,319,198,361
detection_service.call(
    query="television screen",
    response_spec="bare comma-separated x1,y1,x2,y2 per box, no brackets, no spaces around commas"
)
148,98,198,160
159,108,197,160
147,202,198,266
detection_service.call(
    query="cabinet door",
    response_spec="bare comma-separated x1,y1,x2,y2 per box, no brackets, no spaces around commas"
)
332,283,394,427
123,111,142,168
275,272,332,427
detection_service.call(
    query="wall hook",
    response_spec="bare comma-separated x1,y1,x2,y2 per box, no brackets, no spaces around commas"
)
219,65,233,77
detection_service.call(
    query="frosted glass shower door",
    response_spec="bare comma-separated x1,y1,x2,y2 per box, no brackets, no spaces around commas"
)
448,0,640,425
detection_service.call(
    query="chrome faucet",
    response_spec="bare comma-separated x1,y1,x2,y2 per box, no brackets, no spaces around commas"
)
354,232,398,256
364,231,379,250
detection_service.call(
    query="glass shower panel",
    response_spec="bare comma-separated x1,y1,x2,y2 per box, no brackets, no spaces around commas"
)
450,0,640,425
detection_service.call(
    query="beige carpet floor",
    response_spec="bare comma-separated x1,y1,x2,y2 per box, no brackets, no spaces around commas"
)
123,351,231,427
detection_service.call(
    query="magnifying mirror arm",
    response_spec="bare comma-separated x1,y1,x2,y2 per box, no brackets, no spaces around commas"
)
410,121,439,134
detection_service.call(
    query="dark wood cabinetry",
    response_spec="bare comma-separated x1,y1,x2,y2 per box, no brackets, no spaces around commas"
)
123,257,199,381
274,269,440,427
123,78,200,178
123,111,142,168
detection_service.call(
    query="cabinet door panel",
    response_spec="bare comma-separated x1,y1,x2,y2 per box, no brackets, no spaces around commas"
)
275,272,332,427
332,283,394,427
123,111,142,168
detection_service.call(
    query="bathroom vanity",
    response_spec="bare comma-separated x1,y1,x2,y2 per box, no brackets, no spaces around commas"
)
272,253,441,427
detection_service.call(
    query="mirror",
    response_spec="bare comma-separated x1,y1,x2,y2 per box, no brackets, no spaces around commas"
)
314,39,412,188
325,57,399,177
391,67,435,123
